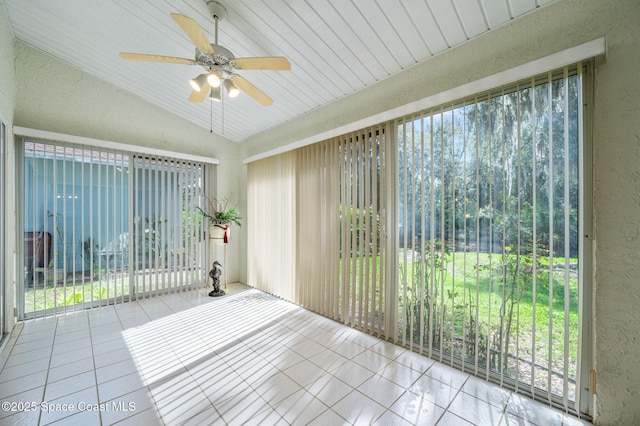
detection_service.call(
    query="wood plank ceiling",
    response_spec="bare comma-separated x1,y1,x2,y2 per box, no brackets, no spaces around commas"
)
3,0,554,142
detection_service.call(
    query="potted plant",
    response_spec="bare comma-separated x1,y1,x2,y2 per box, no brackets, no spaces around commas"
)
196,197,242,245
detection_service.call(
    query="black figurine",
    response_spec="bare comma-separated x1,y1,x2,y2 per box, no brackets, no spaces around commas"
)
208,260,225,297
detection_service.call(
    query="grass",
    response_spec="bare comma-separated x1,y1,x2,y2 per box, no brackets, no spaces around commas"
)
24,278,128,313
398,249,579,397
24,269,204,314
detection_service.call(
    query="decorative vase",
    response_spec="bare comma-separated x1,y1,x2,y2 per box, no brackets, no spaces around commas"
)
210,224,230,246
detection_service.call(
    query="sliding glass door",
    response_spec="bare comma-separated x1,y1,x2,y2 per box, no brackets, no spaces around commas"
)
18,138,209,318
248,125,392,336
297,127,390,335
0,121,6,342
131,156,206,297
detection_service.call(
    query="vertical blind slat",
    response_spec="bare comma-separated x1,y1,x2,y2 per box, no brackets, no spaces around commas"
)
563,66,571,411
401,118,409,348
575,62,585,415
531,76,539,398
547,71,555,404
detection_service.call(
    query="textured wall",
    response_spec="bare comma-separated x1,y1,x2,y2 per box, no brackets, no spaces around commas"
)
13,42,235,157
590,1,640,422
240,0,640,424
0,6,14,124
13,41,245,284
0,3,16,339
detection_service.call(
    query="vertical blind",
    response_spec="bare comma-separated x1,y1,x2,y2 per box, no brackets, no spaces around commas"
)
20,140,209,318
247,151,297,301
132,155,207,299
247,63,590,415
248,124,390,337
397,64,586,413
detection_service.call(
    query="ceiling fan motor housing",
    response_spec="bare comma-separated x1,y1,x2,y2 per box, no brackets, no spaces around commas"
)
196,44,235,73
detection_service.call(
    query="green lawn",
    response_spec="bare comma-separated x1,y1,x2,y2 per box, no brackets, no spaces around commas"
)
24,269,203,314
334,249,578,394
398,250,579,397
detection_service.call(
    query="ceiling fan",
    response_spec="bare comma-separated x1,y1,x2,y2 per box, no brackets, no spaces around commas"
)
119,1,290,106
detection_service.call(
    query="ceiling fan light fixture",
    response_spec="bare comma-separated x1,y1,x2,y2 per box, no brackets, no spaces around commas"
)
189,73,208,92
224,79,239,98
120,10,291,111
209,85,221,102
207,71,221,87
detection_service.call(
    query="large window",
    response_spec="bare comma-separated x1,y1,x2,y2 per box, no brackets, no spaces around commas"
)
397,65,588,412
19,139,210,318
247,63,592,416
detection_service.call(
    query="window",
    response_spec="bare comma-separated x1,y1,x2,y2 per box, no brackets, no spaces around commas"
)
246,62,592,416
19,139,210,317
397,65,589,413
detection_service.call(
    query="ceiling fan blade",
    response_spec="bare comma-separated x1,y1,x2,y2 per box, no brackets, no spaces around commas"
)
170,13,215,55
232,76,273,106
188,83,210,103
232,57,291,71
119,52,196,65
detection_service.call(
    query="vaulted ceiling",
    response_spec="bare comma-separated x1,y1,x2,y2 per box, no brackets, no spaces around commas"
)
3,0,554,142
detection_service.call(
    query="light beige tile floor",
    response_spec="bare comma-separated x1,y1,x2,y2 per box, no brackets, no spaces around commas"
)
0,284,592,425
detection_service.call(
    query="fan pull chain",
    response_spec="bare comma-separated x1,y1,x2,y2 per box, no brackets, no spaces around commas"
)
210,97,213,133
221,89,225,135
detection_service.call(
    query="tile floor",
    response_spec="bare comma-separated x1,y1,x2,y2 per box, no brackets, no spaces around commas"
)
0,284,592,425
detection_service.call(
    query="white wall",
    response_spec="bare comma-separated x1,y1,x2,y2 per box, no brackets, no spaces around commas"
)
0,3,16,343
11,41,245,283
240,0,640,424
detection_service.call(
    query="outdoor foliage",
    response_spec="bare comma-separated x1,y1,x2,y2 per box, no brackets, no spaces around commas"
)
339,205,381,256
398,73,581,399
